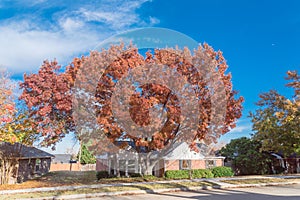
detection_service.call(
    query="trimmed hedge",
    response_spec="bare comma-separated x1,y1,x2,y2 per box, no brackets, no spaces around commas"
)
165,169,213,179
211,166,234,177
192,169,214,178
98,166,234,180
165,170,190,179
165,167,234,179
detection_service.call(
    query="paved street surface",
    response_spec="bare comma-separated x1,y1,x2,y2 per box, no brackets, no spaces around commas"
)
93,184,300,200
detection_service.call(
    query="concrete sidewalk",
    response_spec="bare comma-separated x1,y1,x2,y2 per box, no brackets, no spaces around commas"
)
2,174,300,199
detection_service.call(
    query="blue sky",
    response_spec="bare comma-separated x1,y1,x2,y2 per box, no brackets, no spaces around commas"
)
1,0,299,153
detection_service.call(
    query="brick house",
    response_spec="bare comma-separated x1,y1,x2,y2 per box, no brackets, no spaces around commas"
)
0,142,54,184
270,153,300,174
96,142,225,177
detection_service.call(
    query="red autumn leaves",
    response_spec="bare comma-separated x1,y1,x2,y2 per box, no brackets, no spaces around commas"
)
19,43,244,151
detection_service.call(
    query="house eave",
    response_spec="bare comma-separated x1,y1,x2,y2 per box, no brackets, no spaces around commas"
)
18,156,54,159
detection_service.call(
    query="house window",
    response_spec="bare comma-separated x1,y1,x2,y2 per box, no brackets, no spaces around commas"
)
35,159,41,171
179,160,191,170
205,160,216,169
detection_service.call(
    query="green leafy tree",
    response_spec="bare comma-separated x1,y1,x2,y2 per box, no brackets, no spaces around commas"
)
220,137,272,175
250,71,300,157
78,144,96,164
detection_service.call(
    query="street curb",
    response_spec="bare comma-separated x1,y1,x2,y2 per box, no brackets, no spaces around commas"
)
16,181,300,200
215,181,299,189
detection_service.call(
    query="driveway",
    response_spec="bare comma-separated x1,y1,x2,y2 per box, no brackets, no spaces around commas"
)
94,184,300,200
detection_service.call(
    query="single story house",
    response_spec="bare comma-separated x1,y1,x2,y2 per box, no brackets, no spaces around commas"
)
270,153,300,174
96,142,225,177
0,142,54,184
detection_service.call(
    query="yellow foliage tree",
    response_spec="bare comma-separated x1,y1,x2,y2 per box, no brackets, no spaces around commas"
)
0,70,38,184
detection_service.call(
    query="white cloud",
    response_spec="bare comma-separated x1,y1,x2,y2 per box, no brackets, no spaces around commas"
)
78,0,150,30
219,122,252,144
149,16,160,25
0,0,157,74
229,124,252,134
0,25,101,73
59,18,85,32
80,9,139,30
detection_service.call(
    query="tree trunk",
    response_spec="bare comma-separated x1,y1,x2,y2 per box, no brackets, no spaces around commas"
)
78,140,82,165
140,153,159,176
0,158,17,185
188,160,192,179
115,154,120,177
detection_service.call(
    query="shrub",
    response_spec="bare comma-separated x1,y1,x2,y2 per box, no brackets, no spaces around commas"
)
192,169,214,178
96,171,109,180
143,175,157,180
165,170,190,179
211,166,234,177
129,173,142,177
17,175,24,183
165,167,234,179
274,166,286,174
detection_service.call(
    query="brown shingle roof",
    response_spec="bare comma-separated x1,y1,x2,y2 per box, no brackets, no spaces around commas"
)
0,142,54,159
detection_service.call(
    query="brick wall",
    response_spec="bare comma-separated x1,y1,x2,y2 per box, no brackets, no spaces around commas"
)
165,158,224,171
17,158,51,182
191,160,206,169
215,159,224,167
165,160,179,170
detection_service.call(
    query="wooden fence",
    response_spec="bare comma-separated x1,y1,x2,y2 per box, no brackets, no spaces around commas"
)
50,163,96,171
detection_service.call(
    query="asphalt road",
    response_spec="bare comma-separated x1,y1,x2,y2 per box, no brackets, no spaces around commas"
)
94,184,300,200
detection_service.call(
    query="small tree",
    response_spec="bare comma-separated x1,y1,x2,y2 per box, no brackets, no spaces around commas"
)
0,70,38,184
0,70,15,135
78,144,96,165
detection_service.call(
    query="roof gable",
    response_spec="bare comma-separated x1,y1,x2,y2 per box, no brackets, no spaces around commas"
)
163,142,206,160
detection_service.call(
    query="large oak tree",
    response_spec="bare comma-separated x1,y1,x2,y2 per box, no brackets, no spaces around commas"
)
20,43,244,174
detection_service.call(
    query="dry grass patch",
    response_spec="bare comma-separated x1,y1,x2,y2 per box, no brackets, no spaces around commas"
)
0,181,214,200
0,171,97,191
0,171,169,191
